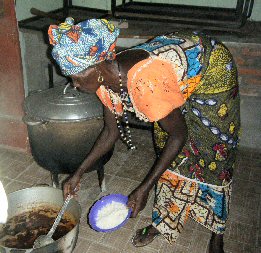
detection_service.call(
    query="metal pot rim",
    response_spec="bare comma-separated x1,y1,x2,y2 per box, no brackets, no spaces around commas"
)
1,186,82,253
24,85,103,121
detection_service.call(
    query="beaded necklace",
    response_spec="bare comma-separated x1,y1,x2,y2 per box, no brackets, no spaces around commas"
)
106,61,136,150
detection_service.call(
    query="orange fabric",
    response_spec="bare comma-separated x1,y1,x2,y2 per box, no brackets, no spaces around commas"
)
128,58,185,122
169,203,180,213
66,29,81,43
159,170,180,187
96,58,195,121
48,25,58,45
96,85,123,114
180,75,202,99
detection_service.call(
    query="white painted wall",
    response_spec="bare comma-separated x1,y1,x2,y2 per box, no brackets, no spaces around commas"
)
72,0,110,9
128,0,237,7
15,0,63,95
250,0,261,21
15,0,63,21
15,0,261,21
73,0,261,21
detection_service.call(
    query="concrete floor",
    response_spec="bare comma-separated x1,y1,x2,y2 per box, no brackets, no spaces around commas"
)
0,127,260,253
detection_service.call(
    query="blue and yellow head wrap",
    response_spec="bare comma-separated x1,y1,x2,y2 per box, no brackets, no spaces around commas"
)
48,17,120,76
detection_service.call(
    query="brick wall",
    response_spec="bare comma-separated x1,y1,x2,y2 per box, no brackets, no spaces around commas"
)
224,41,261,150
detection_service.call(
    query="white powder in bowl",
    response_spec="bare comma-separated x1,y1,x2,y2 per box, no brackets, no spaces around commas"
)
95,201,129,230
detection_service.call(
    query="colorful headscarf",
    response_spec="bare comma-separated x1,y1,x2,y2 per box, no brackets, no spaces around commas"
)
48,17,120,76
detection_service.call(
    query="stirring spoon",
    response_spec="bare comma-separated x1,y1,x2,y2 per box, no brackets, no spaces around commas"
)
33,194,73,249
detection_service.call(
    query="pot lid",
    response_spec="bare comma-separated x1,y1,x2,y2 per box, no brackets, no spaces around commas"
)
24,84,103,121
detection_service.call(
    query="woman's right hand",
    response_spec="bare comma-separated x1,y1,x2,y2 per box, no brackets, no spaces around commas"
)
63,174,81,199
127,186,150,218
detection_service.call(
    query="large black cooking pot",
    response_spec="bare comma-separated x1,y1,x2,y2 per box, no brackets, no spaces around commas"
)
23,84,113,189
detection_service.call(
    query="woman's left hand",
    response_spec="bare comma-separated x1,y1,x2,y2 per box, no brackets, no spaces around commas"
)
127,186,150,218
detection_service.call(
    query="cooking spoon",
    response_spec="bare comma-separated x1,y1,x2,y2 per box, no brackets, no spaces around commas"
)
33,194,73,249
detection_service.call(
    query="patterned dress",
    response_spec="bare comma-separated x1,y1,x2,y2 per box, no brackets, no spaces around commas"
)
96,31,240,244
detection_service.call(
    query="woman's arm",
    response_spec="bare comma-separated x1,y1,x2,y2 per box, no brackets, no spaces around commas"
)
140,107,187,191
63,106,119,197
128,107,188,217
75,106,120,178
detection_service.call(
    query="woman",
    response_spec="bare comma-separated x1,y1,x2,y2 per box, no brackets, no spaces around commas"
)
48,18,240,253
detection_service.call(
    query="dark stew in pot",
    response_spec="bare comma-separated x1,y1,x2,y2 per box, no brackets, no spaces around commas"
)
0,206,76,249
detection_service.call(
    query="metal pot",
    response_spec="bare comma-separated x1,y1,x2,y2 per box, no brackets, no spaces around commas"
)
0,186,81,253
23,84,113,189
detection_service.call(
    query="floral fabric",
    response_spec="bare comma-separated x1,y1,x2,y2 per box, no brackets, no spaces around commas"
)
48,18,120,76
152,172,232,244
154,39,240,186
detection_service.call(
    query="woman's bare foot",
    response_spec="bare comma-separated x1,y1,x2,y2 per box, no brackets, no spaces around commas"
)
209,232,224,253
132,225,160,247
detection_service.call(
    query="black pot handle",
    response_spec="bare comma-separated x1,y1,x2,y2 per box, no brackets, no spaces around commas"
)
23,115,47,126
